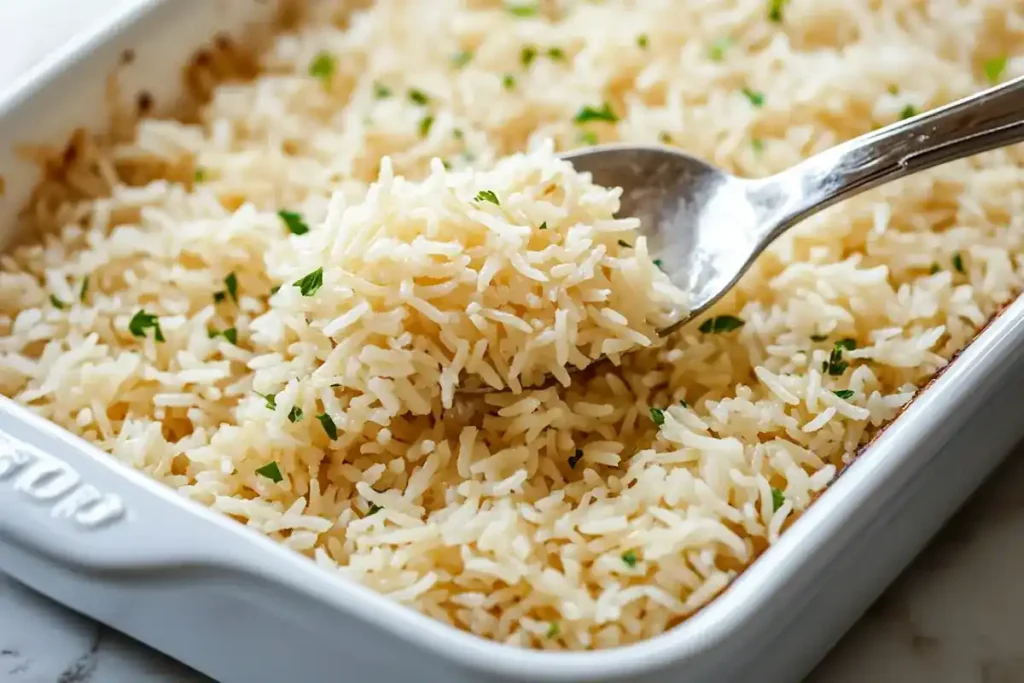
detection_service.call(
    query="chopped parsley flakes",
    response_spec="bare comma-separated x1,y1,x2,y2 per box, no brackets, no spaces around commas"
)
617,239,633,248
577,131,599,145
649,407,666,426
568,449,584,469
984,55,1007,84
929,262,940,275
225,272,239,303
80,276,89,302
408,88,430,106
825,342,850,376
213,291,227,303
452,50,473,68
474,190,500,205
49,294,67,310
538,222,548,231
547,47,566,61
752,138,765,153
810,333,828,342
900,104,918,120
833,389,855,400
699,315,745,334
373,82,392,99
621,550,638,568
256,461,284,483
128,310,165,342
653,259,663,269
768,0,788,22
278,209,309,235
658,131,673,144
308,51,336,82
709,38,733,61
574,102,619,124
419,114,435,138
546,622,559,638
521,45,538,67
293,267,324,296
636,34,649,49
505,3,538,17
317,413,338,440
952,252,965,274
742,87,765,107
366,502,383,516
502,73,516,89
193,167,207,183
256,392,277,410
287,406,303,423
836,338,856,351
209,327,238,344
771,488,785,511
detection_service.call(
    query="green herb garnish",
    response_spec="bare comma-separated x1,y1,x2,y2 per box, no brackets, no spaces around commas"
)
836,338,856,351
574,102,619,124
209,327,238,344
502,73,516,90
538,222,548,230
474,190,500,205
278,209,309,236
649,407,666,426
653,259,663,269
742,87,765,107
419,114,435,138
621,550,638,568
636,34,649,49
617,239,633,248
826,343,849,376
224,272,239,303
752,138,765,153
577,131,599,145
546,622,559,638
373,82,392,99
49,294,67,310
193,167,207,183
128,310,165,342
287,406,303,423
293,267,324,297
408,88,430,106
899,104,918,120
256,461,283,483
568,449,584,469
269,284,281,296
213,291,227,303
887,84,899,95
768,0,788,22
308,51,335,82
709,38,733,61
80,276,89,302
699,315,745,334
452,50,474,68
521,45,538,67
833,389,855,400
547,47,566,60
983,55,1007,84
366,502,383,516
679,399,688,408
810,334,828,342
256,392,277,410
771,487,785,511
952,252,965,274
506,3,538,17
658,131,672,144
929,262,940,275
317,413,338,440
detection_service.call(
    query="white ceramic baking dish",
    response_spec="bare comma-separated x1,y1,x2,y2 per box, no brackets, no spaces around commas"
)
2,2,1023,682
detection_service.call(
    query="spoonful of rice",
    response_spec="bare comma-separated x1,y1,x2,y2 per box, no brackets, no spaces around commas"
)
566,75,1024,336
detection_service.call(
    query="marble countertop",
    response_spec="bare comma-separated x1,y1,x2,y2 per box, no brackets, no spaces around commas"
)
3,4,1024,682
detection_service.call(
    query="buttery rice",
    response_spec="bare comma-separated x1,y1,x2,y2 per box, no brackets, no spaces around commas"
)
2,0,1023,650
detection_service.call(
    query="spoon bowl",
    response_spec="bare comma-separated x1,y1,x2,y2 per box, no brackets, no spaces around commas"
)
566,74,1024,335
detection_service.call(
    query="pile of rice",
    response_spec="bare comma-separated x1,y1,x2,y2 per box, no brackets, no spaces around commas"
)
2,0,1023,650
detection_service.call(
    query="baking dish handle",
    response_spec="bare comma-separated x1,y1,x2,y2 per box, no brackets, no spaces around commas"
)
0,397,252,573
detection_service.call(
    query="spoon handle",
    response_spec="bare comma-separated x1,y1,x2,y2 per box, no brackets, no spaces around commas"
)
758,75,1024,240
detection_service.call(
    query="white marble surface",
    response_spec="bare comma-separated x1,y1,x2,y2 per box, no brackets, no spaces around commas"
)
3,4,1024,682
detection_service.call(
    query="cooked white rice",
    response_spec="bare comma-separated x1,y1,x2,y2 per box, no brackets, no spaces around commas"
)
1,0,1023,651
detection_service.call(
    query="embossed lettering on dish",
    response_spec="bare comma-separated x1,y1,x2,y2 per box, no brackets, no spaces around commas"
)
0,428,125,529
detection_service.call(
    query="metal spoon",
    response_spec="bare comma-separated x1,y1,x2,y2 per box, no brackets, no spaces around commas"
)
463,75,1024,394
